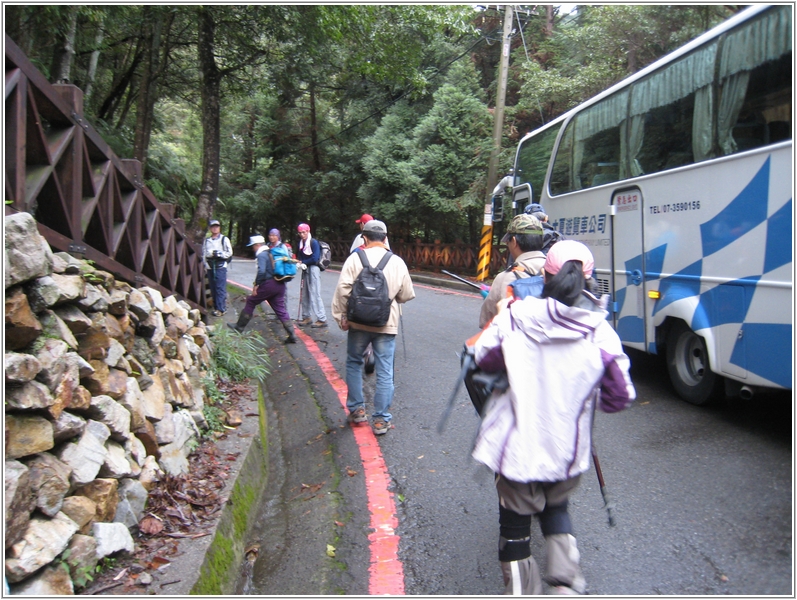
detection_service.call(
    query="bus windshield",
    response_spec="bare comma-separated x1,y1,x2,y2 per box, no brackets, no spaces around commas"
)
513,124,560,201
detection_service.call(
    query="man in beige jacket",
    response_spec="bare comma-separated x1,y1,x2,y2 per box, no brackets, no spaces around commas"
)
479,213,546,329
332,220,415,435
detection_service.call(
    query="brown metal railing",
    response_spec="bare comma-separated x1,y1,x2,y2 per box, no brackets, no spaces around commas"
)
327,239,509,277
4,35,206,312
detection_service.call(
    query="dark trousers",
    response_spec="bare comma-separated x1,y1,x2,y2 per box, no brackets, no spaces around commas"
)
244,278,290,322
208,266,227,312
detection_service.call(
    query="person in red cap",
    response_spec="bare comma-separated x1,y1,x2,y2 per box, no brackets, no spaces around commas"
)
350,213,390,254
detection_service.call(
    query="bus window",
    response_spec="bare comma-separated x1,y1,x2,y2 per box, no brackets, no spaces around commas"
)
550,91,626,195
550,121,574,195
627,42,717,176
718,6,792,155
636,93,697,173
514,124,560,198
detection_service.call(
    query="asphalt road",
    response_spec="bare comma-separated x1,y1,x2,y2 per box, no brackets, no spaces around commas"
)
226,259,792,596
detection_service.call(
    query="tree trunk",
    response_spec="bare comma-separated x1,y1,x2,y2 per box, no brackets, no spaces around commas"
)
545,5,554,36
189,6,222,244
84,16,105,103
133,7,165,173
309,81,321,171
50,6,79,83
98,46,143,123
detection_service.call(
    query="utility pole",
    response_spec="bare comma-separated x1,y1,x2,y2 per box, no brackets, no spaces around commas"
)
476,4,513,281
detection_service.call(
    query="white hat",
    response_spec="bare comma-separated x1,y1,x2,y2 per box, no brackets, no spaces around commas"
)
247,235,265,246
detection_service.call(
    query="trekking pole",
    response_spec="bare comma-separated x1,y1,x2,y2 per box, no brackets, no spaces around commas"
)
296,267,305,320
437,351,474,433
399,305,407,363
592,446,616,527
441,270,490,298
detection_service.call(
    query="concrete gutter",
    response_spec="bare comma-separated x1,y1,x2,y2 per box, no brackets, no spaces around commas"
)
140,377,267,596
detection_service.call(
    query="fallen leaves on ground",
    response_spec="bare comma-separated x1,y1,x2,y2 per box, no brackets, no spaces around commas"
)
79,378,255,595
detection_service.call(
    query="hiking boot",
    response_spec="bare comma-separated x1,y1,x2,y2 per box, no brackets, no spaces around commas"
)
347,407,367,424
310,320,328,328
372,419,389,435
296,317,312,326
227,312,252,333
282,321,297,344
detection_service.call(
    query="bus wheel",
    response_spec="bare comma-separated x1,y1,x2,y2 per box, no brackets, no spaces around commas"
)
666,322,721,405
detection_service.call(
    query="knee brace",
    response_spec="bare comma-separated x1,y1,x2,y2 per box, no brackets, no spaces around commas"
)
498,505,531,562
538,501,572,537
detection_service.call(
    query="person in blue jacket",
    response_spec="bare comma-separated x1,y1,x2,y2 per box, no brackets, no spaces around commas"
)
296,223,327,328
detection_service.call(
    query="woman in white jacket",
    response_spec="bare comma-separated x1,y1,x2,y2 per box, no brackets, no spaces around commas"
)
472,240,636,595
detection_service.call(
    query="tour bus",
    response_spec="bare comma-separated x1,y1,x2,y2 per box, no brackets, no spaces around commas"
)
510,5,792,405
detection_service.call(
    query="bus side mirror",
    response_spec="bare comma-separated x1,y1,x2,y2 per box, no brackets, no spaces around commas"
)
511,183,533,216
492,194,504,222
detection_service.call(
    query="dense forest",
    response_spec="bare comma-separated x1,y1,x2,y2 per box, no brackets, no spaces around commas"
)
5,5,742,247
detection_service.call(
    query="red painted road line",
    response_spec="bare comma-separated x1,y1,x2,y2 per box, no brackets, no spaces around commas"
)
227,279,253,292
294,326,405,595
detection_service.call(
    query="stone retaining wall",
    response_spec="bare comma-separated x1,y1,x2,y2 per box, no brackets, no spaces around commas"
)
4,212,213,594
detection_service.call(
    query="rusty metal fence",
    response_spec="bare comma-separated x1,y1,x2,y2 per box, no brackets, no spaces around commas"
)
327,239,509,276
4,35,206,312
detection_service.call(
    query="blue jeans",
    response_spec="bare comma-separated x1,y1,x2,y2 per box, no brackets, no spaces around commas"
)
301,265,326,322
346,328,396,422
208,265,227,312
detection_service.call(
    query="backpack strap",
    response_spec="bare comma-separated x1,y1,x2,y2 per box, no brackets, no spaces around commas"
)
375,250,394,270
355,248,371,268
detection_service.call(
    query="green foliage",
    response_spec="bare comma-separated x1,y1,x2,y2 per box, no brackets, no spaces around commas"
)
202,405,227,438
209,325,270,382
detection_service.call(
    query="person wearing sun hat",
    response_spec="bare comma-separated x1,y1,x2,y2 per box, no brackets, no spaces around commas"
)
479,213,547,329
350,213,391,254
470,239,636,596
203,219,233,316
227,234,297,343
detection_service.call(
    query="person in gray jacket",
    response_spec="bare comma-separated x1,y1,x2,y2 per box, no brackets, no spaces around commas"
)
479,213,547,329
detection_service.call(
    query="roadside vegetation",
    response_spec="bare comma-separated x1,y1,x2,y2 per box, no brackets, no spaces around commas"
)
6,5,740,247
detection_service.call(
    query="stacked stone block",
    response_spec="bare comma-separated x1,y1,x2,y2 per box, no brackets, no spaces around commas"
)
4,212,213,594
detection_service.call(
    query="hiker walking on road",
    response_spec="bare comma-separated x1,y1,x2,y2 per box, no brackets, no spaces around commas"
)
479,213,547,329
203,219,233,316
471,240,636,595
296,223,328,328
331,219,415,435
349,213,390,254
228,235,297,344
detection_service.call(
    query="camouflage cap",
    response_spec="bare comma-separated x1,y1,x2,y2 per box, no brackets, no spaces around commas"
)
501,213,543,243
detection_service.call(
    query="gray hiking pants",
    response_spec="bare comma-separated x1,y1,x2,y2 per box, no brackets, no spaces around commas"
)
496,474,585,595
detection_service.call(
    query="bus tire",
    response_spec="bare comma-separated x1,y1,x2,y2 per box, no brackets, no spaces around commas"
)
666,321,722,405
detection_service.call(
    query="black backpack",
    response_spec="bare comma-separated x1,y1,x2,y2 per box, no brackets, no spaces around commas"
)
347,249,394,327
